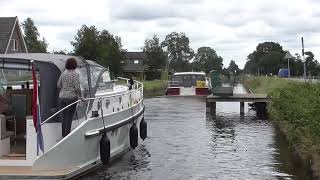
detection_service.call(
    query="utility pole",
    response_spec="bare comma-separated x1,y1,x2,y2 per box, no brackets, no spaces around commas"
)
302,37,306,81
287,57,290,78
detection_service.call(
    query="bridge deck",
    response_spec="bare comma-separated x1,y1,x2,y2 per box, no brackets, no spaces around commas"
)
206,93,270,103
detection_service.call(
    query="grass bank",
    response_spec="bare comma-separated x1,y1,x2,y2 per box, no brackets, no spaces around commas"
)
143,80,167,98
243,76,320,178
241,76,292,94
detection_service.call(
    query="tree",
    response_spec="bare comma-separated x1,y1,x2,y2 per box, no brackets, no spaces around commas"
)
143,35,167,71
71,25,100,60
221,67,230,78
288,53,304,76
244,42,285,75
52,50,67,55
304,51,320,76
97,30,125,77
227,60,240,75
22,18,48,53
259,51,284,75
192,47,223,74
161,32,194,72
71,25,125,77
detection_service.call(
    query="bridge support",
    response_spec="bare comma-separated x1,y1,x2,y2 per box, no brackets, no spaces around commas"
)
210,102,216,116
255,102,267,119
206,93,270,118
240,102,244,116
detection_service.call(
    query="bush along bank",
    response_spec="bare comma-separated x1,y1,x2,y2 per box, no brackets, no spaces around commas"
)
143,80,167,98
268,82,320,178
244,77,320,178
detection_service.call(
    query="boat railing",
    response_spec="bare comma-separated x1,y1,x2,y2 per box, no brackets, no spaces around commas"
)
41,77,144,126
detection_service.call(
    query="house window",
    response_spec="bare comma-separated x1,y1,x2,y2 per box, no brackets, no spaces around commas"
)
133,59,139,64
11,39,18,51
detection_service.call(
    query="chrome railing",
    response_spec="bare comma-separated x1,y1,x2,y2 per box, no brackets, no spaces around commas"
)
41,77,144,125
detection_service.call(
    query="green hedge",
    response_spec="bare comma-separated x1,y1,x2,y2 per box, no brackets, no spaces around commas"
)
143,80,167,98
269,83,320,156
243,76,320,177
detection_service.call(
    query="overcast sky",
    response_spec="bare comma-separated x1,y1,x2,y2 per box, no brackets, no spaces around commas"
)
1,0,320,68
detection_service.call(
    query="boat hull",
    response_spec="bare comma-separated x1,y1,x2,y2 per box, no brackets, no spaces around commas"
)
166,87,210,96
0,101,144,179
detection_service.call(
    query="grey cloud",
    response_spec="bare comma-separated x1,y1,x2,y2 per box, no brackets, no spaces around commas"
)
35,19,75,26
172,0,205,4
18,8,48,15
156,18,184,28
113,6,181,21
56,32,75,40
0,0,12,6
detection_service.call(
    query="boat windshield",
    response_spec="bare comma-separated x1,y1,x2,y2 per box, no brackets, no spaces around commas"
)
77,67,90,98
90,65,104,89
96,70,113,91
171,74,206,87
0,70,6,96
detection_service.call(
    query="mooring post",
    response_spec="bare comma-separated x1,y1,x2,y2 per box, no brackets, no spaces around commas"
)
240,102,244,116
210,102,216,116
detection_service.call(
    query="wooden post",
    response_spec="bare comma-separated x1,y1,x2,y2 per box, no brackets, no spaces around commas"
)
210,102,216,116
240,102,244,116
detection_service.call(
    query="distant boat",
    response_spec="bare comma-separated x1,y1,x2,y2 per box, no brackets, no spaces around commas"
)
166,72,211,96
0,53,145,179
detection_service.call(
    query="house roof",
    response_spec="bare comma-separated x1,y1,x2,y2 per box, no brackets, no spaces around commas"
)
0,17,17,54
125,52,147,59
123,52,146,72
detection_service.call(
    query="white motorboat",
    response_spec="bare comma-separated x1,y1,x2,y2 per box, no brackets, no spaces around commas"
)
0,53,145,179
166,72,211,96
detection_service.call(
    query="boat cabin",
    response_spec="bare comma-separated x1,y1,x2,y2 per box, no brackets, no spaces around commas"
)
0,53,109,162
166,72,211,96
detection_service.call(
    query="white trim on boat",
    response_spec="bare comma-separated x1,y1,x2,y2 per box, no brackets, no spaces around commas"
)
85,104,145,137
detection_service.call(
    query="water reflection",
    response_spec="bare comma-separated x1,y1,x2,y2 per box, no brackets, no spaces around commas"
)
81,84,311,180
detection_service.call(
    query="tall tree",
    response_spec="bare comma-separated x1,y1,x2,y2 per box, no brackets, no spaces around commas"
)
143,35,167,71
22,18,48,53
227,60,240,75
161,32,194,72
287,53,304,76
304,51,320,76
71,25,100,60
192,47,223,74
71,25,125,77
97,30,125,77
244,42,285,75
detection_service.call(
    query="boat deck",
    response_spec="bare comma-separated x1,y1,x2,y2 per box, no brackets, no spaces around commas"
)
0,166,77,179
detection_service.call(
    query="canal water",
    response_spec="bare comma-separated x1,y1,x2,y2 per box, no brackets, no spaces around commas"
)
81,84,311,180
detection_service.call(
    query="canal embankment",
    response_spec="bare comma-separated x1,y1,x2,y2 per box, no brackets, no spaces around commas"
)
243,76,320,178
143,80,167,98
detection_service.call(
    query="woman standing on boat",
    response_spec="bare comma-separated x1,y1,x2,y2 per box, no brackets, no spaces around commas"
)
57,58,81,137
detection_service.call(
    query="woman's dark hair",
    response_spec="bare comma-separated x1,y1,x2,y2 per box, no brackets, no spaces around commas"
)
65,58,78,69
